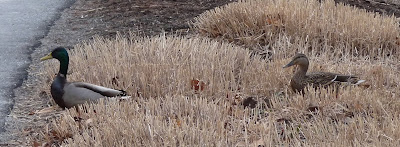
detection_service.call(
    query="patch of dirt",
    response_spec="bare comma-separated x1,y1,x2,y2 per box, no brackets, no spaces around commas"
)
63,0,237,40
0,0,399,146
334,0,400,17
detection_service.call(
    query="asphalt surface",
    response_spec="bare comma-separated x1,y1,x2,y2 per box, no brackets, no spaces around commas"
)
0,0,73,131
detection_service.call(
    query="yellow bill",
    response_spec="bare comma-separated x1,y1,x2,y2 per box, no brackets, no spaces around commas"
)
40,53,53,61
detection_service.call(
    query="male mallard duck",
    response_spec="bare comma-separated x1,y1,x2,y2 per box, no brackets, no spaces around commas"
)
283,53,365,94
41,47,127,109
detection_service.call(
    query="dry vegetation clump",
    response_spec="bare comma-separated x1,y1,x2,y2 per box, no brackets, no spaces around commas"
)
41,34,279,99
34,34,400,146
191,0,400,58
33,0,400,146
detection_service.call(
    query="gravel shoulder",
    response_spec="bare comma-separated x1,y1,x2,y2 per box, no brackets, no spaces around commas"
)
0,0,398,145
0,0,75,134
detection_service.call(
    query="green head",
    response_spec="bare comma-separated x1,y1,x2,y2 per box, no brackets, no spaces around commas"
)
41,47,70,75
40,47,69,61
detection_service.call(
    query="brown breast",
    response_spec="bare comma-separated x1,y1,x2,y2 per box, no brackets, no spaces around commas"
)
290,78,306,93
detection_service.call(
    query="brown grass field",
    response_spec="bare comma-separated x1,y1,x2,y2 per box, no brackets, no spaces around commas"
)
192,0,400,59
35,0,400,146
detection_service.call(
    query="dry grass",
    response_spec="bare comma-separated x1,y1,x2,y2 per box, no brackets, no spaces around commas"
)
35,34,400,146
41,34,269,99
33,0,400,146
191,0,400,58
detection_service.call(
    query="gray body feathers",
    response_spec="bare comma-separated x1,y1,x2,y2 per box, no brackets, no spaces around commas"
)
51,74,126,108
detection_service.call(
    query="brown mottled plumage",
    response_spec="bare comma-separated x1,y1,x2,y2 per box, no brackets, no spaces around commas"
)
283,53,365,94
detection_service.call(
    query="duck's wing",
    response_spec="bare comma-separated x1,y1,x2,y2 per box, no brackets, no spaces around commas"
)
72,82,125,97
307,72,365,86
334,74,365,85
62,82,125,108
306,72,338,86
334,74,356,82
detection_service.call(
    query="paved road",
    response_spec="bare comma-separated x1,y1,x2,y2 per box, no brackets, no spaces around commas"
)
0,0,73,131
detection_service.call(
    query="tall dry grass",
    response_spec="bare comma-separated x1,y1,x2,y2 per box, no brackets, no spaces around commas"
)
35,34,400,146
41,34,276,99
191,0,400,58
33,0,400,146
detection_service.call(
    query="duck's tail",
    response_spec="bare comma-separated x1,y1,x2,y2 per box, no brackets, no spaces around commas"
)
117,90,131,100
353,79,366,85
117,90,128,96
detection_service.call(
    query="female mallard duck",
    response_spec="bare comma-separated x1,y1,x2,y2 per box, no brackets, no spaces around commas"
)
40,47,127,109
283,53,365,94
